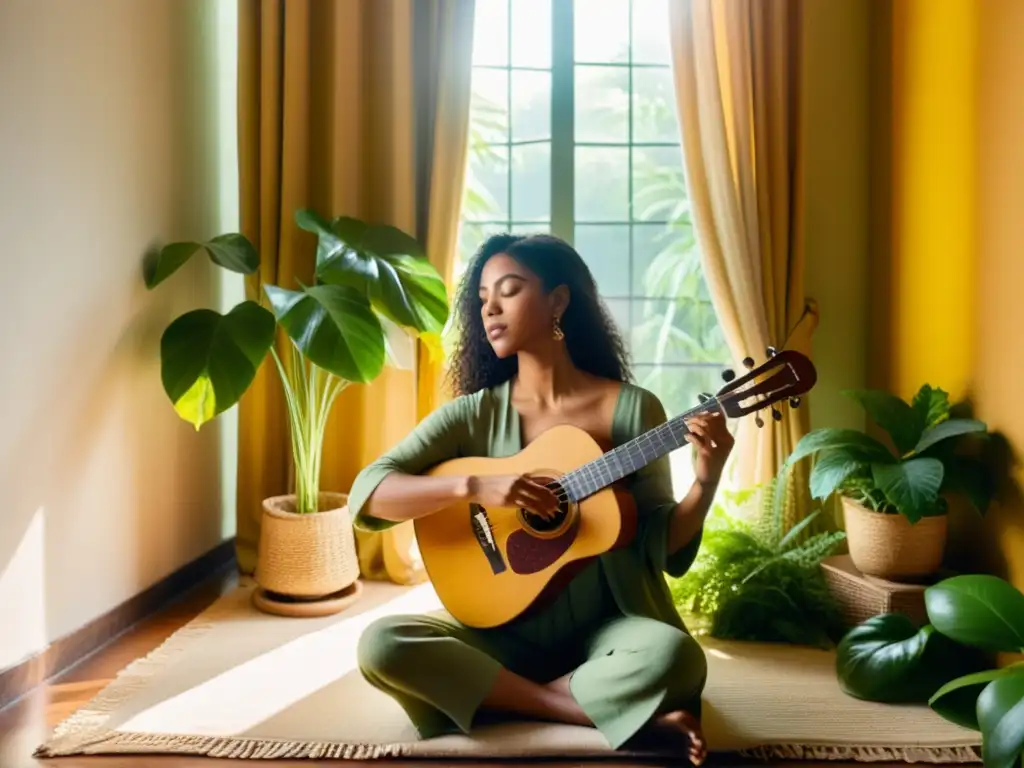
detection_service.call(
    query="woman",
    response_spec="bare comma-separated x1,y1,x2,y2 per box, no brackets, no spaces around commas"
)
349,234,733,764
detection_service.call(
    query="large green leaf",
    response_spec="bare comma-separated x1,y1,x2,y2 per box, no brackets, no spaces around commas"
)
930,667,1013,730
809,452,865,501
788,429,895,468
160,301,276,429
977,665,1024,768
843,389,921,455
836,615,977,704
870,457,944,522
146,233,259,288
912,384,951,431
925,575,1024,653
297,209,449,335
264,283,385,383
914,418,989,454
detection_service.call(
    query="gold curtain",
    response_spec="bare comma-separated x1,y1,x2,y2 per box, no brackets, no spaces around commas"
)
235,0,475,582
668,0,817,521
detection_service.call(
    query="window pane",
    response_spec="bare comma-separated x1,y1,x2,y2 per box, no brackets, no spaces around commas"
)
457,222,508,275
601,297,631,337
631,295,729,365
511,222,550,235
512,70,551,142
473,0,509,66
512,0,551,67
463,144,509,222
574,0,629,63
470,69,509,144
575,147,629,221
634,364,723,419
632,0,672,65
633,68,678,143
574,224,630,298
632,222,696,296
511,142,551,221
575,65,629,143
631,299,716,364
633,145,684,221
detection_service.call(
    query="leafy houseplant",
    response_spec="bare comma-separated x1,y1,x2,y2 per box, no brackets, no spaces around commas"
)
667,469,848,648
146,209,448,612
835,612,985,704
786,385,992,581
835,575,1024,768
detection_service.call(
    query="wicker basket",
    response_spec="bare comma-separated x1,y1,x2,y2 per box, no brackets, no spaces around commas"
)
843,497,947,581
254,492,360,600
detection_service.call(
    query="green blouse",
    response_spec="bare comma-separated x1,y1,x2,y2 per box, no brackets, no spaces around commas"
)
348,378,703,637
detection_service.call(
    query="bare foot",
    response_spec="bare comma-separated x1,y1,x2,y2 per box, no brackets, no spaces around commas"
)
628,709,707,765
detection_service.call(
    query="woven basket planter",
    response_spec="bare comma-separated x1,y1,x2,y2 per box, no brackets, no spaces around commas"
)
842,497,947,582
254,492,361,605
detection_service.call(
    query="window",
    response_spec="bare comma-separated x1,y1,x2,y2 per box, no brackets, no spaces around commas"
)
455,0,729,493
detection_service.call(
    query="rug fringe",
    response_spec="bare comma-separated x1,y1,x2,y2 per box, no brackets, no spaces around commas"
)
739,743,983,763
35,604,227,757
35,731,411,761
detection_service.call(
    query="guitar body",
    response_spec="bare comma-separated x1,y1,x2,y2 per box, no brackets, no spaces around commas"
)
414,424,637,629
413,349,818,630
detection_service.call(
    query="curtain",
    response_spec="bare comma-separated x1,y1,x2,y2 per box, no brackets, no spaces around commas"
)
235,0,475,583
668,0,817,524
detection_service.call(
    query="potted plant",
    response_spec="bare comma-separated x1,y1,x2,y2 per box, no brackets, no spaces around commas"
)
145,208,448,615
785,385,992,581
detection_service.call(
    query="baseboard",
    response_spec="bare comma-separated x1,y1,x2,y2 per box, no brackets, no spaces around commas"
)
0,537,236,712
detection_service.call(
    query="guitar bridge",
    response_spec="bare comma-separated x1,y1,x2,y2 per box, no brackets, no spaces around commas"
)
470,504,506,575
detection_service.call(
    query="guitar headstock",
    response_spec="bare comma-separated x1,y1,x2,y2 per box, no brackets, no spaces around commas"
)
708,348,817,427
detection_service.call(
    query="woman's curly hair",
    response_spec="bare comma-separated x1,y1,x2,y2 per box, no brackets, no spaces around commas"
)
446,233,632,397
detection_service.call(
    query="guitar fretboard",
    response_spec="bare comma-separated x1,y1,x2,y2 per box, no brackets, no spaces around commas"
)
558,397,722,501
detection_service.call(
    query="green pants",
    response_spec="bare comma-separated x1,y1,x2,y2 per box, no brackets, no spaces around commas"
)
357,609,707,749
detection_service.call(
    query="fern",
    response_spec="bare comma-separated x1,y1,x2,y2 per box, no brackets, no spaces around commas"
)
668,468,848,648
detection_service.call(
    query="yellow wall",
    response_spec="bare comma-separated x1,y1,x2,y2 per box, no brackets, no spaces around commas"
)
973,0,1024,593
870,0,1024,591
876,0,977,401
0,0,238,675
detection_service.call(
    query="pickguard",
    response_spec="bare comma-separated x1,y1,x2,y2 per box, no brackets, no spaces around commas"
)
506,517,579,574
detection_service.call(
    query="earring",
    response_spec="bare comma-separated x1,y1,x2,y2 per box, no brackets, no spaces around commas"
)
552,316,565,341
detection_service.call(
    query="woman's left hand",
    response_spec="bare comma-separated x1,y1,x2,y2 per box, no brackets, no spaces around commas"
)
684,412,735,486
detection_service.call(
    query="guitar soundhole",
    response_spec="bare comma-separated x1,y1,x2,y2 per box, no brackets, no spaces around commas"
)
517,478,571,536
520,503,568,533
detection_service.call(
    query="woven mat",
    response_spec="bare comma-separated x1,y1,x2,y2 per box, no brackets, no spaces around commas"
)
36,579,982,763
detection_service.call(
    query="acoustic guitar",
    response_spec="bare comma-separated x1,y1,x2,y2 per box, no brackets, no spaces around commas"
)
414,349,817,628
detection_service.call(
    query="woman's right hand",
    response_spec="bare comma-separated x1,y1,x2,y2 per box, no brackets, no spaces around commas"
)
466,474,561,519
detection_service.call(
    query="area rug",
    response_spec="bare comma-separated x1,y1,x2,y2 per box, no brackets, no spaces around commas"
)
36,578,982,763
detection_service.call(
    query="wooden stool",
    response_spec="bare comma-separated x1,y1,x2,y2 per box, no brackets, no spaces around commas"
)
820,554,953,629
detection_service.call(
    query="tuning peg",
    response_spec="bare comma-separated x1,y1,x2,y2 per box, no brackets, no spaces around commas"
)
766,346,777,357
721,368,735,382
697,392,711,403
742,356,755,369
771,407,782,422
754,414,765,428
789,396,801,408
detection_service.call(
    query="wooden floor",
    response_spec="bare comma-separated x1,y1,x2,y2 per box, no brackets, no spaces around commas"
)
0,569,915,768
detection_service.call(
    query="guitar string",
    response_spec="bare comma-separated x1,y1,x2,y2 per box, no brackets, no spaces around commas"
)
523,397,724,511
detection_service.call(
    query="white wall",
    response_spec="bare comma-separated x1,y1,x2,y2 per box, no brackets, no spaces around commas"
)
0,0,239,673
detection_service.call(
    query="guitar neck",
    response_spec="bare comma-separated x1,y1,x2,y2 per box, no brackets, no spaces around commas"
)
559,397,723,502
